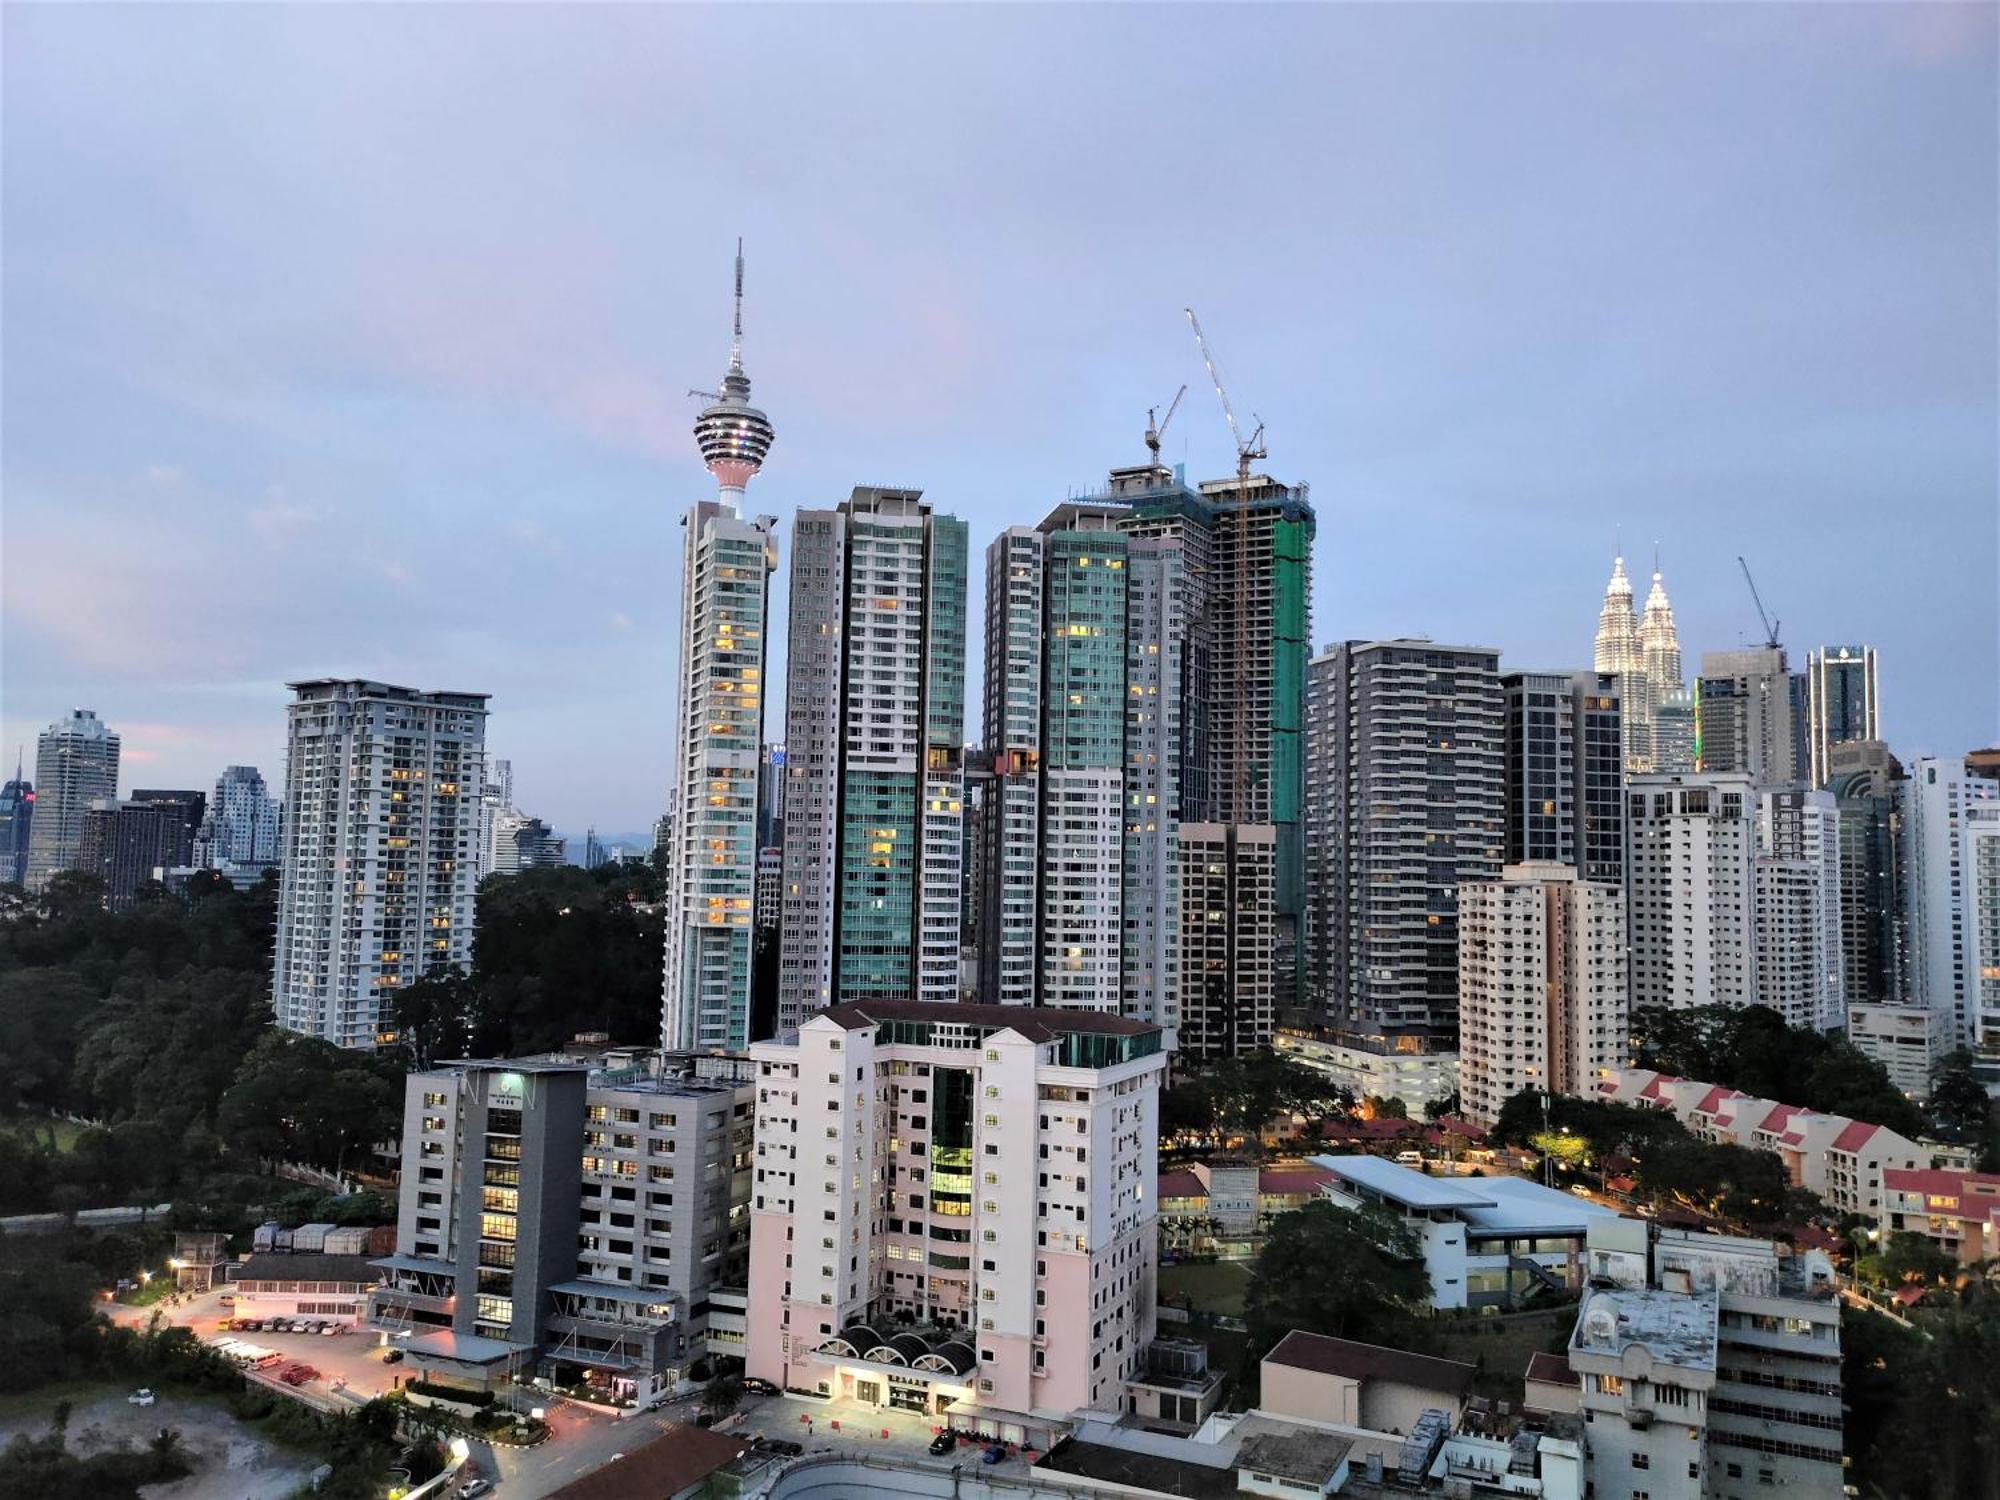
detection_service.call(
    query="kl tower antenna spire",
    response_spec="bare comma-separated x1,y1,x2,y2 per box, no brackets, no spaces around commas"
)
690,239,774,503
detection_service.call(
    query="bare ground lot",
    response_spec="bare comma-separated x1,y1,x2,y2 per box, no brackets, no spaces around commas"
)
0,1386,314,1500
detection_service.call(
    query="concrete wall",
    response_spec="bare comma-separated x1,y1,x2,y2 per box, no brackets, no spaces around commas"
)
1258,1361,1359,1426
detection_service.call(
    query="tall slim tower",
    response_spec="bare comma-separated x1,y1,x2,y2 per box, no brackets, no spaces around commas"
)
778,487,967,1028
1593,556,1651,770
25,709,120,892
0,752,35,887
663,245,779,1052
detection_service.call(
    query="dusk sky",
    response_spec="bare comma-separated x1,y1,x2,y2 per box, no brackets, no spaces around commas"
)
4,4,1994,834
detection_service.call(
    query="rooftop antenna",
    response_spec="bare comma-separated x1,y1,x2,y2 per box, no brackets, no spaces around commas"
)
731,235,745,368
1144,384,1186,463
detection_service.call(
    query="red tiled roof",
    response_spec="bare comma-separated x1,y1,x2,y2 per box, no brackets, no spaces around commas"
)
1259,1167,1335,1196
1429,1116,1487,1140
1158,1169,1206,1199
1891,1285,1926,1307
1830,1121,1880,1154
1694,1086,1732,1115
1606,1175,1638,1194
1756,1104,1801,1135
1524,1351,1578,1388
1638,1076,1677,1101
543,1426,748,1500
1264,1331,1474,1398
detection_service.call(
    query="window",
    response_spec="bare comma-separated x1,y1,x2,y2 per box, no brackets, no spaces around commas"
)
1631,1454,1649,1470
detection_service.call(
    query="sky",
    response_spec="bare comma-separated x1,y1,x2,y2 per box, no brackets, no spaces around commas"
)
3,4,1994,834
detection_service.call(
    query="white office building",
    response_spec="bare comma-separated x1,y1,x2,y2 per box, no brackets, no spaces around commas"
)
1458,862,1627,1127
1751,787,1844,1031
273,680,486,1049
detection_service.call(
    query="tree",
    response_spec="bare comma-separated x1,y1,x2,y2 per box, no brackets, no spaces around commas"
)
391,966,483,1069
217,1031,402,1172
702,1372,743,1417
1424,1092,1461,1122
1244,1200,1431,1358
1856,1231,1956,1289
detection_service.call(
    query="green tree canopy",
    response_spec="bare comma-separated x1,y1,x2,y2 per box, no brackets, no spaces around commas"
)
1244,1200,1431,1357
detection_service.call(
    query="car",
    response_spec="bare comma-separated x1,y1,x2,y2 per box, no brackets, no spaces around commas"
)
693,1412,715,1428
128,1389,156,1407
459,1483,492,1499
742,1376,781,1396
240,1320,263,1332
1395,1151,1424,1166
929,1431,957,1456
982,1444,1006,1465
218,1294,236,1307
1568,1184,1594,1198
320,1322,340,1336
383,1349,405,1365
764,1439,802,1456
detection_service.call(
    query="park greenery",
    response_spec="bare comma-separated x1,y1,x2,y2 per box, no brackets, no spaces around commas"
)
1844,1291,2000,1500
0,859,670,1218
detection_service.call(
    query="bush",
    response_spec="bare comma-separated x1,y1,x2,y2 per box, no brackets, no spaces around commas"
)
406,1379,493,1407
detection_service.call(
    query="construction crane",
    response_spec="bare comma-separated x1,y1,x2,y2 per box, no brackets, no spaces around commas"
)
1736,556,1781,649
1185,307,1267,813
1144,384,1187,462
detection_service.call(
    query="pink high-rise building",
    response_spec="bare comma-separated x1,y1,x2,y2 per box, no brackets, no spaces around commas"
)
745,1000,1165,1423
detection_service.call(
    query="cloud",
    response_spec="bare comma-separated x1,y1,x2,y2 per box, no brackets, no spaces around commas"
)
247,496,323,546
608,611,634,633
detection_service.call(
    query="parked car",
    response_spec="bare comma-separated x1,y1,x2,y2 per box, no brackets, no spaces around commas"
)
742,1376,781,1396
929,1431,956,1456
241,1320,264,1332
320,1322,340,1336
218,1293,236,1307
694,1412,715,1428
127,1389,155,1407
382,1349,405,1365
982,1444,1006,1465
764,1439,802,1456
459,1481,492,1498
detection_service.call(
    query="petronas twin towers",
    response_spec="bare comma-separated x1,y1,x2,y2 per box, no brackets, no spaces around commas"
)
1593,554,1685,771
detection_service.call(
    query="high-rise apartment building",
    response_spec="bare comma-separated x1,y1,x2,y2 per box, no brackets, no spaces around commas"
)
0,758,32,887
1828,744,1902,1005
975,498,1181,1030
206,765,280,869
1805,645,1878,788
745,1000,1165,1419
130,788,205,870
778,488,967,1029
1697,647,1806,785
661,501,777,1051
1899,757,1997,1051
1178,822,1276,1059
273,680,487,1049
1965,808,2000,1076
1593,556,1682,772
25,709,120,891
1628,772,1842,1028
1627,773,1757,1013
1752,787,1843,1031
1458,862,1627,1126
79,797,190,910
371,1048,754,1407
1113,467,1312,1008
1306,640,1504,1035
1502,670,1624,884
1654,686,1697,774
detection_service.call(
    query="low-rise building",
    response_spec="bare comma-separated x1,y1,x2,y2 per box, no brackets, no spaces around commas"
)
1879,1167,2000,1265
369,1048,754,1408
1314,1155,1620,1310
1156,1160,1335,1259
1259,1330,1474,1434
1272,1025,1459,1116
1846,1002,1948,1099
234,1252,380,1326
1595,1067,1927,1217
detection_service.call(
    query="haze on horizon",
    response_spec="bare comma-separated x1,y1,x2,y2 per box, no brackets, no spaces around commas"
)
3,4,1994,831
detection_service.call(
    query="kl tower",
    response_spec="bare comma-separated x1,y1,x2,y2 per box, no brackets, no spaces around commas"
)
662,241,780,1054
